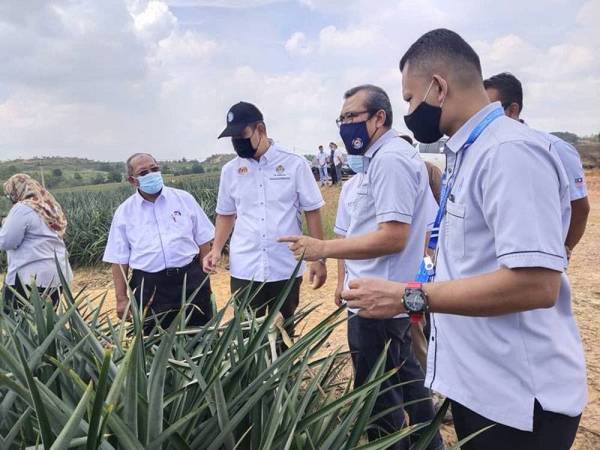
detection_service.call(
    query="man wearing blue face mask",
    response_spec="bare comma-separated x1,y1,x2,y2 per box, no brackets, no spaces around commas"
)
280,85,440,450
104,153,215,335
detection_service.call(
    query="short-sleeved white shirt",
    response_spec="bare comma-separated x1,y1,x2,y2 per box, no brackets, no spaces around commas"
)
216,142,324,282
316,150,328,167
334,129,437,317
426,102,587,431
103,186,214,272
533,130,588,201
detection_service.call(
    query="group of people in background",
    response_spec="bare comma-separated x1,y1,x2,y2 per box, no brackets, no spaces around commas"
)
315,142,344,186
0,27,591,450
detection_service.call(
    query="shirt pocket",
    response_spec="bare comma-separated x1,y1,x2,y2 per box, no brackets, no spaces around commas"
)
445,199,465,258
350,183,370,216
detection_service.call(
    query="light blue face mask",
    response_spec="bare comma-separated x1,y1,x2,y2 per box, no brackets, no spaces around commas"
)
137,171,163,194
347,154,365,174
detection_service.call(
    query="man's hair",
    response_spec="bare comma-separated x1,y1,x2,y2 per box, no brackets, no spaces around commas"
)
483,72,523,112
126,153,157,176
399,29,482,86
319,145,324,149
329,142,337,148
344,84,393,128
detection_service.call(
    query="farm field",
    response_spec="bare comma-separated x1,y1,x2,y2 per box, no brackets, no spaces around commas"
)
61,170,600,449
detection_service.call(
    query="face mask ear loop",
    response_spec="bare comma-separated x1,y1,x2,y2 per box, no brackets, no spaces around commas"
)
423,79,435,102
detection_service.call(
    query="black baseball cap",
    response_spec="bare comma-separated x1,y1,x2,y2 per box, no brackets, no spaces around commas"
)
218,102,264,138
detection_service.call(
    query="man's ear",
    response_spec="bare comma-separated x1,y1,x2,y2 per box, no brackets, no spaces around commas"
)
432,74,448,104
506,103,521,120
128,175,138,187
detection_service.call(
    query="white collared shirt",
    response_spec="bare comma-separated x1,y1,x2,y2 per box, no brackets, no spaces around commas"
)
216,142,324,282
316,150,328,166
103,186,214,272
334,129,437,317
426,102,587,431
0,203,72,287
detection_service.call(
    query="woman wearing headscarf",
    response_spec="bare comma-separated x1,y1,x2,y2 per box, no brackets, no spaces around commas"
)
1,174,72,306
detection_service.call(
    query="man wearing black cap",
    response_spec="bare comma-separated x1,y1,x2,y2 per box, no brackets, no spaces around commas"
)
203,102,327,337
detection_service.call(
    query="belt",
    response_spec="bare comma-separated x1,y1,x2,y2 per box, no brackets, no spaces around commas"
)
134,255,200,278
164,255,200,277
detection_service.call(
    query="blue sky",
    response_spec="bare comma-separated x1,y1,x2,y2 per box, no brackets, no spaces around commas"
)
0,0,598,161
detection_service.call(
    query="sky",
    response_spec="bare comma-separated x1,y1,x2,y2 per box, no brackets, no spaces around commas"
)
0,0,598,161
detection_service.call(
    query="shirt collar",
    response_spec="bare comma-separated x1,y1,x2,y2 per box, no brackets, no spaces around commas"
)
364,128,397,158
135,187,167,205
247,139,276,165
445,101,502,154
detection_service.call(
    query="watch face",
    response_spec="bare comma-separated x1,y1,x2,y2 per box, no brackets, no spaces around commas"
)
404,289,424,312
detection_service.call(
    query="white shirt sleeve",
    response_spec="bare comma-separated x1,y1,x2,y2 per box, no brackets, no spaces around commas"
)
296,159,325,211
190,197,215,246
0,203,33,251
369,151,418,225
102,207,131,265
483,141,566,271
552,139,588,201
215,165,237,215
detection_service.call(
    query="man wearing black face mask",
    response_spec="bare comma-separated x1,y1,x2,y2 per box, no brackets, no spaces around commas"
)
204,102,327,339
341,29,586,450
280,85,441,450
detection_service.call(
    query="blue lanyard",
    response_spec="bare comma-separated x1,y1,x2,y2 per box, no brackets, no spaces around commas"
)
416,107,504,283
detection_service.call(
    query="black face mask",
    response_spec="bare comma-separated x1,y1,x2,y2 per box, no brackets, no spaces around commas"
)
403,79,444,144
231,128,261,159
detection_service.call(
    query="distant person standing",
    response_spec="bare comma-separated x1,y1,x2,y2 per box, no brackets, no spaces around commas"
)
316,145,329,186
484,72,590,260
330,142,344,185
103,153,215,334
1,174,72,307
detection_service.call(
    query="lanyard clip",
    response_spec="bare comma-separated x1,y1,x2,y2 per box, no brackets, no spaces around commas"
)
423,256,435,276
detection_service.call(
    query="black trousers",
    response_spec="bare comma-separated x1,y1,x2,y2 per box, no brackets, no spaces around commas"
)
130,261,213,335
451,399,581,450
3,277,60,311
230,276,302,337
348,314,444,450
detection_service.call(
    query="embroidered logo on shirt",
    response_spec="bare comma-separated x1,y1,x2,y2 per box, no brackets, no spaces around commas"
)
238,166,248,175
228,112,234,123
276,165,285,175
171,210,182,222
352,137,364,150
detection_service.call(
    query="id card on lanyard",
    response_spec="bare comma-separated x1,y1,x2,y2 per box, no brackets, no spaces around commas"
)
415,107,504,283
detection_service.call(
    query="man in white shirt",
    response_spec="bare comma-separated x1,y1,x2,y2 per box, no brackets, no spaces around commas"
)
203,102,326,339
330,142,344,185
103,153,215,334
316,145,329,186
484,72,590,260
342,28,586,450
280,85,441,450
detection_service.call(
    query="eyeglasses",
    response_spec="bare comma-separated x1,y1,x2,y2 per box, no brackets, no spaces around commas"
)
135,166,160,177
336,110,372,127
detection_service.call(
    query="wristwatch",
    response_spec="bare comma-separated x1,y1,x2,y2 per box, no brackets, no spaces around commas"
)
402,282,429,324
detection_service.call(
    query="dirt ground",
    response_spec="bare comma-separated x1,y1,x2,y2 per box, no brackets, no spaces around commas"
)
71,171,600,449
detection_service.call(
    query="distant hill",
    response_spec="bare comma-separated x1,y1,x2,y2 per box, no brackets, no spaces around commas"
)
0,155,233,189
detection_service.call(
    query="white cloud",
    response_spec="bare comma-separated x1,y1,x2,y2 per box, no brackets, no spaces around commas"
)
0,0,598,162
285,32,313,56
164,0,284,7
